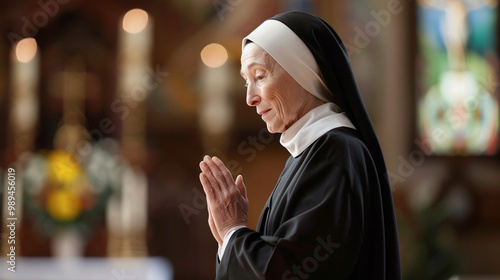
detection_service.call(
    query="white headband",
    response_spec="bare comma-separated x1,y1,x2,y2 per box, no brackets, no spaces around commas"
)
242,20,331,103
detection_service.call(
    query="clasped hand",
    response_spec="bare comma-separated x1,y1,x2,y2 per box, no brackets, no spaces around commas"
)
199,155,249,245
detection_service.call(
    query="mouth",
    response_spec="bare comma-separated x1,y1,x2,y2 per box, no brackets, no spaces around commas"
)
258,109,271,116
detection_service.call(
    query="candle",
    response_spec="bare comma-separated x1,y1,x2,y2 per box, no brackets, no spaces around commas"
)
199,43,234,151
9,38,40,155
118,8,153,161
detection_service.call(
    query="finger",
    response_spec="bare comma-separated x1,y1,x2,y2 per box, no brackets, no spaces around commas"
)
199,160,213,178
204,156,230,194
235,175,248,199
201,156,220,184
199,173,216,200
212,156,235,189
200,160,222,193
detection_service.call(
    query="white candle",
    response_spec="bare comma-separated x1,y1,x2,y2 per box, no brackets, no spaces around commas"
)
118,8,153,159
199,43,234,150
121,167,147,235
115,9,152,253
9,38,39,155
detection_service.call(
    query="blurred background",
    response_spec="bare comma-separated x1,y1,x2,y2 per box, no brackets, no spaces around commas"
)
0,0,499,279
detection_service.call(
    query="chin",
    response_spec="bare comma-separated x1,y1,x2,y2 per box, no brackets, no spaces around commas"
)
265,126,276,134
266,122,283,134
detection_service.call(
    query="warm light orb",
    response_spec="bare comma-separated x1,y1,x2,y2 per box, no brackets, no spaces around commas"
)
15,38,37,63
201,43,228,68
122,9,149,34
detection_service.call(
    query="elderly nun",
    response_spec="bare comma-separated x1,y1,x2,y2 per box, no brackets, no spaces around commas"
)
199,11,401,280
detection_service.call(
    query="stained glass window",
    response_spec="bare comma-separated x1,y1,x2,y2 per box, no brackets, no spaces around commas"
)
417,0,499,155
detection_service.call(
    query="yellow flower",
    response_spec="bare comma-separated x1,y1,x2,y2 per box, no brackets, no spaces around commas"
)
46,188,81,221
47,150,82,185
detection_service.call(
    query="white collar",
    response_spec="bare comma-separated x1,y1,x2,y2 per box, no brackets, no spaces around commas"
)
279,103,356,157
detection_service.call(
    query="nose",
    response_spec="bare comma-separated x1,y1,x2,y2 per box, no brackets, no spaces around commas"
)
246,85,261,107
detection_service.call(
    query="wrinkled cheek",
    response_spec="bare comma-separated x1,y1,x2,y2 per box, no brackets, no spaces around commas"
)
276,108,288,125
273,112,286,132
267,95,287,130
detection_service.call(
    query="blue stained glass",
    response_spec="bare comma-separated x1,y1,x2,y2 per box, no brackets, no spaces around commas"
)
417,0,499,156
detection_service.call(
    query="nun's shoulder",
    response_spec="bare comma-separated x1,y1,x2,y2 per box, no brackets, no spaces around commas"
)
309,127,373,167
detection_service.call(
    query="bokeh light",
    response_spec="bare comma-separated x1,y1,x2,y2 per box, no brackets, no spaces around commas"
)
15,38,37,63
200,43,228,68
122,9,149,34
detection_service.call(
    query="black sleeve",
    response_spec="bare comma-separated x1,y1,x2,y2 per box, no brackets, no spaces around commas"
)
215,155,368,280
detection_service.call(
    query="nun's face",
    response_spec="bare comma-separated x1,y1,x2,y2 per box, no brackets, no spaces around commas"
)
240,43,322,133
